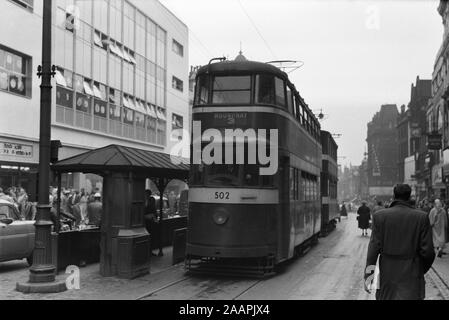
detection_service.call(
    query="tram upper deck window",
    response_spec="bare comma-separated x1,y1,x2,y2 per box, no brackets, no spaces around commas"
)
212,76,251,104
195,75,209,105
286,87,294,115
275,77,286,107
256,74,275,104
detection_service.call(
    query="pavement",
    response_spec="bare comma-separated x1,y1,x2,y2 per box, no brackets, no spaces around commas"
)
0,246,185,300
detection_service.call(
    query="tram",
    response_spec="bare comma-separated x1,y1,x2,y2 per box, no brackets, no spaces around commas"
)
185,55,323,276
320,131,339,236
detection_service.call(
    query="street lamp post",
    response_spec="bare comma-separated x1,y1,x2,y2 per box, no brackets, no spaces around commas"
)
16,0,66,293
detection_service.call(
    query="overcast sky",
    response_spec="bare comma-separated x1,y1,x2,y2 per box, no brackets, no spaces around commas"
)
159,0,443,167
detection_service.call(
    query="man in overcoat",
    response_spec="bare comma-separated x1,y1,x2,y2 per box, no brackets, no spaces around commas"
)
364,184,435,300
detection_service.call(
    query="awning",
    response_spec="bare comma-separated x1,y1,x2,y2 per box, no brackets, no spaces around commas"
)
52,144,189,179
92,83,104,100
145,103,157,118
94,31,103,47
135,100,147,114
156,108,167,121
83,81,94,96
55,69,67,87
128,97,137,111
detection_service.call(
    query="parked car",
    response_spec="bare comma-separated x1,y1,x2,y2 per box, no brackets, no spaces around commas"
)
0,200,34,265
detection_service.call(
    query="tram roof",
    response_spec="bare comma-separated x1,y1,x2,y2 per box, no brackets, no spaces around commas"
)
52,144,189,179
197,60,289,81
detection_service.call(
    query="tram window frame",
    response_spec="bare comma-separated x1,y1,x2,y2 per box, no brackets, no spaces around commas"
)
195,75,210,105
274,77,286,108
212,75,252,105
293,95,299,121
286,86,294,115
255,74,276,105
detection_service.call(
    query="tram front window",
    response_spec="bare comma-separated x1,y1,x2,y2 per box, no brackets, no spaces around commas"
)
205,164,240,186
195,75,209,105
212,76,251,104
256,74,275,105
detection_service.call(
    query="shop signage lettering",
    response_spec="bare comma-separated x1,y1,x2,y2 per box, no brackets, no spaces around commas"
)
1,142,32,158
428,133,442,150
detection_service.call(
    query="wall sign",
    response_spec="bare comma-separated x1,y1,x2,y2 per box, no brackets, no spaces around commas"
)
1,142,33,158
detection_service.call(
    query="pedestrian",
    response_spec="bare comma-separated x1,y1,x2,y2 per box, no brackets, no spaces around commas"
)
340,202,348,219
364,184,435,300
0,187,14,203
87,193,102,227
429,199,448,258
79,189,88,221
357,201,371,236
144,189,158,256
420,199,432,215
372,201,384,215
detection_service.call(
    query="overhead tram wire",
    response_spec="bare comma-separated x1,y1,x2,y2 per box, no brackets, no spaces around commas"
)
236,0,277,61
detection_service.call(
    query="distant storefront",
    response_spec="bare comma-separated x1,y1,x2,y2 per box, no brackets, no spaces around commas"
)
0,139,39,200
432,164,445,200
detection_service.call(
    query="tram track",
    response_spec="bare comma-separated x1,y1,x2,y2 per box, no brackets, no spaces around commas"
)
428,266,449,300
135,271,265,300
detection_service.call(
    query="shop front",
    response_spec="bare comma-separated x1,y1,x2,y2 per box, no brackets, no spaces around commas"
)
432,164,446,201
0,139,39,200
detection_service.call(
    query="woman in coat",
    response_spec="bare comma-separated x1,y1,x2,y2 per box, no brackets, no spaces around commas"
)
340,202,348,219
357,201,371,236
429,199,448,258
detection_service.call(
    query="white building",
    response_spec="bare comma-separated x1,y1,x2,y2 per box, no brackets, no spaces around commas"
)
0,0,189,198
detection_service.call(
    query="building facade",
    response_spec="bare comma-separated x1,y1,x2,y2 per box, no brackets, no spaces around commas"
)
396,77,431,199
366,104,399,201
425,1,449,201
0,0,189,198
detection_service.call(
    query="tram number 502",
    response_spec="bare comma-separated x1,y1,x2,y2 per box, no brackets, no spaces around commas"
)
215,192,230,200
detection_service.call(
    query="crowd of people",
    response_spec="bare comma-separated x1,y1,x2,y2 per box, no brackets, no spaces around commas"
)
340,195,449,259
0,185,102,231
50,186,103,231
0,186,36,220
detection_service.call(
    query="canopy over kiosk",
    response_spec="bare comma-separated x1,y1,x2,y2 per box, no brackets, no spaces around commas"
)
52,144,189,279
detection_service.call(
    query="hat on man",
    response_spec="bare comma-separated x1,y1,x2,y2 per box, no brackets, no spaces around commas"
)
94,193,101,198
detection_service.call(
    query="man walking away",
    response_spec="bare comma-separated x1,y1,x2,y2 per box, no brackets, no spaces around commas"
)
87,193,102,227
364,184,435,300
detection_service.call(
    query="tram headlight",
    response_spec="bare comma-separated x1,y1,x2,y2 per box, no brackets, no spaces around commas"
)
212,208,229,225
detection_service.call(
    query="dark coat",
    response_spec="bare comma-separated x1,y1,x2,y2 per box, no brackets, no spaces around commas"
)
87,201,102,226
357,205,371,229
340,205,348,217
365,200,435,300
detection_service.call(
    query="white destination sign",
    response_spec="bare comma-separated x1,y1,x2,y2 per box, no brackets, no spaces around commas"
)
1,142,33,158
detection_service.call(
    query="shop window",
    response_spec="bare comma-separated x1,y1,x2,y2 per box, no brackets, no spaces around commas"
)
0,45,31,98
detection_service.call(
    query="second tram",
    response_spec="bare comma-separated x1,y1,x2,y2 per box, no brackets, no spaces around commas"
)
320,131,339,236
